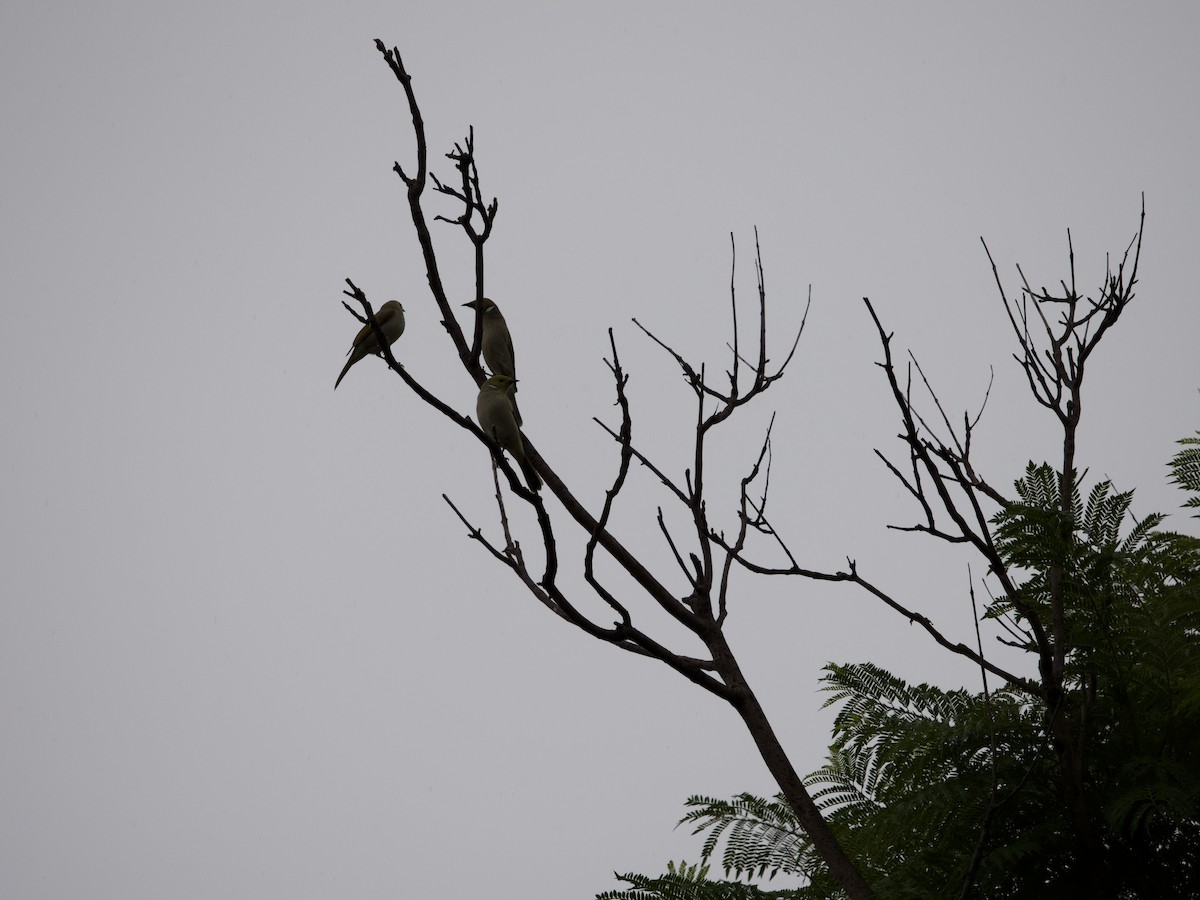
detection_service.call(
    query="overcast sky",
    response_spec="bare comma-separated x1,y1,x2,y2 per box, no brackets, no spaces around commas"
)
3,3,1198,898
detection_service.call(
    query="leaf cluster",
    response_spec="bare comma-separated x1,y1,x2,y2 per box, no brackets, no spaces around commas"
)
599,860,798,900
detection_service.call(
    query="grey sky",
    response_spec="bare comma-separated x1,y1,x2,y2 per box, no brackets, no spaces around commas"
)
2,3,1197,897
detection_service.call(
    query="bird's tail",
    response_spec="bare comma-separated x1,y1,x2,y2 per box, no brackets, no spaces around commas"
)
334,357,355,390
519,458,542,492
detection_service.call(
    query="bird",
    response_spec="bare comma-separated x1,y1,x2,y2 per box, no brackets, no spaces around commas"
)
476,374,540,491
462,297,521,424
334,301,405,389
462,297,515,379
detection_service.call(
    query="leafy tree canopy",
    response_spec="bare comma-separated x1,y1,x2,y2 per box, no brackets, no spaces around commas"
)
600,436,1200,899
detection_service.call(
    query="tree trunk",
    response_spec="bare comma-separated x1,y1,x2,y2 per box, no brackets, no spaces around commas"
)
710,631,875,899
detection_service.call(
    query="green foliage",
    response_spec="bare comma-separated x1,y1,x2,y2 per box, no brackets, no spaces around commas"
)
1170,431,1200,516
680,793,812,882
599,436,1200,899
597,860,800,900
799,665,1062,897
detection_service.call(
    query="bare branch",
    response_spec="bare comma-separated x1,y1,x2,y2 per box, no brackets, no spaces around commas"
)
582,332,639,627
594,418,691,505
370,41,469,365
717,418,775,626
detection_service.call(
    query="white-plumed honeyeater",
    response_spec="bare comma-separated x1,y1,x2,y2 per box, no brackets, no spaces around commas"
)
476,374,540,491
463,297,521,424
334,301,405,389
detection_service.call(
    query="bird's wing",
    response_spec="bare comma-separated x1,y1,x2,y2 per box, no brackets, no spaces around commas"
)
350,305,398,351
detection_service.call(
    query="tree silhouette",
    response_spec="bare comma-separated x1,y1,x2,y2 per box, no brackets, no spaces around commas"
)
341,40,1155,899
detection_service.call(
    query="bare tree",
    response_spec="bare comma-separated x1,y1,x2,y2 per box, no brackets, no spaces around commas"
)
713,204,1144,896
342,40,1144,899
343,41,872,898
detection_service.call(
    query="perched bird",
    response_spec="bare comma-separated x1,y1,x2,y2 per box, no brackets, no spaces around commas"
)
476,374,540,491
462,297,515,378
334,301,405,389
463,297,520,424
